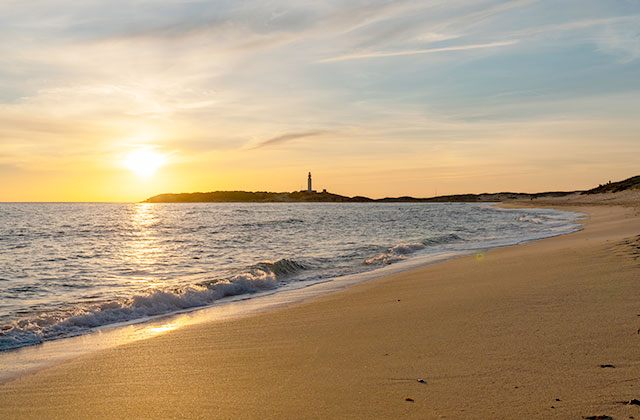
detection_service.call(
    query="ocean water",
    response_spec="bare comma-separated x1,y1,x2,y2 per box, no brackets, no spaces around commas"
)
0,202,581,351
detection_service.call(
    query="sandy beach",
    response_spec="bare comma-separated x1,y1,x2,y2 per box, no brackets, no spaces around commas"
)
0,201,638,419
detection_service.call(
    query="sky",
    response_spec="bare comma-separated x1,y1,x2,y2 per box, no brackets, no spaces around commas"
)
0,0,639,201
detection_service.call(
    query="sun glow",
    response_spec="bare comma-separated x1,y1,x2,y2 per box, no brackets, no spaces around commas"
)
123,148,167,178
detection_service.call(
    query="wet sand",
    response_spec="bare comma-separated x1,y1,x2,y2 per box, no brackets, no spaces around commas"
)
1,202,639,419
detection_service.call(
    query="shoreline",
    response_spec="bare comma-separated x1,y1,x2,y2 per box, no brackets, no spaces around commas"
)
0,250,473,384
0,204,581,381
1,202,638,418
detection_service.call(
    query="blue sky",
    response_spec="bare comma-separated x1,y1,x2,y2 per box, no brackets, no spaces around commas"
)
0,0,639,200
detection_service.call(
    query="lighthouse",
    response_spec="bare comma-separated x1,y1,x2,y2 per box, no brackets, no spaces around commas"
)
307,172,312,192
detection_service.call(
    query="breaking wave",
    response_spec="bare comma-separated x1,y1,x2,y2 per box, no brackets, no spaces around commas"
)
364,233,464,265
515,214,546,224
0,258,307,351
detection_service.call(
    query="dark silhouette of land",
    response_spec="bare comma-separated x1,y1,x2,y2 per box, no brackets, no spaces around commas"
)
581,175,640,195
144,175,640,203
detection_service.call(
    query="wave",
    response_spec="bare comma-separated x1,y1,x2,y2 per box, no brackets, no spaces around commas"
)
364,234,464,265
0,258,308,351
240,218,304,228
364,243,424,265
421,233,463,246
515,214,546,224
251,258,308,277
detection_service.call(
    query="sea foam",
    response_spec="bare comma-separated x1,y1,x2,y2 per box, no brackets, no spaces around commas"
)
364,234,464,265
0,258,306,350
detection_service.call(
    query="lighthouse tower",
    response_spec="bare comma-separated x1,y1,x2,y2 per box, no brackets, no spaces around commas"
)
307,172,312,192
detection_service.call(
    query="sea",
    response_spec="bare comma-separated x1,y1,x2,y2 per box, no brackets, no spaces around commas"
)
0,202,582,352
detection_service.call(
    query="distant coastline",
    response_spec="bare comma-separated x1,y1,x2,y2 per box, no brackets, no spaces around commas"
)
144,190,568,203
144,175,639,203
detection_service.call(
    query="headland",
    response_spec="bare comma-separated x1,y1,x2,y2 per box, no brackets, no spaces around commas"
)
144,175,640,203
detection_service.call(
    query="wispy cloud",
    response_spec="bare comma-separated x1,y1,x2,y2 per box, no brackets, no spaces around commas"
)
318,40,519,63
251,130,327,149
510,15,640,38
594,18,640,63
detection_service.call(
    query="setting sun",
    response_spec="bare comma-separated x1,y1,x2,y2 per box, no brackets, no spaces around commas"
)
123,149,167,179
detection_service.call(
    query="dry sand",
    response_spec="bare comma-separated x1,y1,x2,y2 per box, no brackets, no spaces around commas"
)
527,189,640,207
1,201,639,419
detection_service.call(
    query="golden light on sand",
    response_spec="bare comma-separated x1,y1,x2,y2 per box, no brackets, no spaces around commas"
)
123,148,167,179
144,321,181,336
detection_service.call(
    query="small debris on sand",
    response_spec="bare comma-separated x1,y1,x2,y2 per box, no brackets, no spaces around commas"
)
600,364,616,368
582,416,613,420
405,398,414,402
629,399,640,406
417,379,426,384
556,398,561,402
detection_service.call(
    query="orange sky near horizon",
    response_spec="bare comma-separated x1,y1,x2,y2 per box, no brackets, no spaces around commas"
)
2,146,636,202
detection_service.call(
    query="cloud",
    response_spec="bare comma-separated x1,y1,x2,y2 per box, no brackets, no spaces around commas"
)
594,19,640,63
318,40,519,62
510,15,640,38
251,130,327,149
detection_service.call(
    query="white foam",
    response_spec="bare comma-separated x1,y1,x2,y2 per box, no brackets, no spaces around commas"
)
0,260,305,351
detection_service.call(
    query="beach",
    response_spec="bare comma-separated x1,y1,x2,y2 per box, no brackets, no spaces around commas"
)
3,0,638,417
0,201,638,419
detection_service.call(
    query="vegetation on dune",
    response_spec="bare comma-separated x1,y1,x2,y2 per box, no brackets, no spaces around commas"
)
581,176,640,195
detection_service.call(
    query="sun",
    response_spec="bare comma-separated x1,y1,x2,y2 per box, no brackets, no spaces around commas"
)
123,148,167,178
